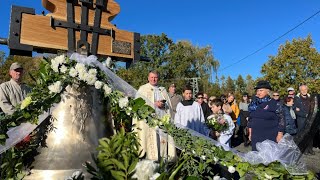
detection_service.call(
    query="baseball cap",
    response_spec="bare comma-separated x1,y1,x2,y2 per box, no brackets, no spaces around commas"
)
10,62,23,70
287,87,295,92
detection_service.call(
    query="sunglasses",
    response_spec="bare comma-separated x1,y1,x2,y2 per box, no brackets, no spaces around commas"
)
273,94,280,97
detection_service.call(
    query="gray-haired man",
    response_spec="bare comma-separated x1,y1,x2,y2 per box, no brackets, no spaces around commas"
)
0,62,31,115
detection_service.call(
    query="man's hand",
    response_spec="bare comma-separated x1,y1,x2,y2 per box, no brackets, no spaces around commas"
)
155,100,165,109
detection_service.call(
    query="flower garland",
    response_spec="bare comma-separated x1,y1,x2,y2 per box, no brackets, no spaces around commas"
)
0,54,315,179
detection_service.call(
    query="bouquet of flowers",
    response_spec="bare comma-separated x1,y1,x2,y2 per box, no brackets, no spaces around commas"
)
206,114,228,132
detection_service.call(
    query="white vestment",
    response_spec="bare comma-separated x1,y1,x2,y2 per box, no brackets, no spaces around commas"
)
133,83,176,161
174,101,210,136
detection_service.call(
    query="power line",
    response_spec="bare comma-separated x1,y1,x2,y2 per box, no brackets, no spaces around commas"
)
219,9,320,72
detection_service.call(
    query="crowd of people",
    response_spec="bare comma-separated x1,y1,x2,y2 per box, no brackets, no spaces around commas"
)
0,64,317,159
133,70,317,156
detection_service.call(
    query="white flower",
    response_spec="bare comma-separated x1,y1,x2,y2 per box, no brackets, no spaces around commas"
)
128,107,132,111
228,166,236,174
54,55,65,64
60,65,68,73
75,63,86,73
213,157,219,163
85,74,97,85
213,175,220,180
119,97,129,108
88,68,97,76
94,81,103,89
48,81,63,94
132,160,159,180
50,60,59,72
103,84,112,95
192,150,196,154
69,67,78,77
201,155,206,160
21,96,32,110
78,70,88,81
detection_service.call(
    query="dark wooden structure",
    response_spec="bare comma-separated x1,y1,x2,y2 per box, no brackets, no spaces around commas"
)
1,0,141,66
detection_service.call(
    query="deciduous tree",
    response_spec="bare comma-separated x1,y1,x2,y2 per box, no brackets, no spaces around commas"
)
261,35,320,94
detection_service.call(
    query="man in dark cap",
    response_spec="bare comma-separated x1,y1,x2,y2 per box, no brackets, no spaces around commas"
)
247,80,285,151
0,62,31,115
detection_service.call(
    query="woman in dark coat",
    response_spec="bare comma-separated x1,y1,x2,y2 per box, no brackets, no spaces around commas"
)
248,80,285,151
283,96,298,135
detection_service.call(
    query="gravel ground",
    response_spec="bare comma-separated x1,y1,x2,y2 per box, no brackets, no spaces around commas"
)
234,142,320,177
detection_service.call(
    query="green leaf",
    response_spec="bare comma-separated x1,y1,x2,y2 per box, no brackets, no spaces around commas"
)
128,158,138,174
110,170,126,179
110,158,126,171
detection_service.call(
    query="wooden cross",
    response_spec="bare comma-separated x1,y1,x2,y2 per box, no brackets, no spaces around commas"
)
5,0,140,65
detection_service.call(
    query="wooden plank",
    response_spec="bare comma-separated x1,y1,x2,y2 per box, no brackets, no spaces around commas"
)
42,0,120,29
20,14,134,59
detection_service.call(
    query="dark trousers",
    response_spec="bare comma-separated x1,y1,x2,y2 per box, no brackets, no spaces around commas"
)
296,117,306,133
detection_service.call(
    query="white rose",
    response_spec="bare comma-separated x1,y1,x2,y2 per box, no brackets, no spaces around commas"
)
228,166,236,174
94,81,103,89
69,67,78,77
119,97,129,108
54,55,65,64
213,175,220,180
103,84,112,95
48,81,63,94
50,60,59,72
78,71,89,81
85,74,97,85
75,63,86,72
60,65,68,73
88,68,97,76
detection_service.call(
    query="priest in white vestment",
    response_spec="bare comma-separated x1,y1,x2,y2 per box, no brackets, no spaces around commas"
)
134,70,176,161
174,86,210,136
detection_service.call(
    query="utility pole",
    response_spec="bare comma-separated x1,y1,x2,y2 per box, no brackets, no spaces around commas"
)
185,77,200,98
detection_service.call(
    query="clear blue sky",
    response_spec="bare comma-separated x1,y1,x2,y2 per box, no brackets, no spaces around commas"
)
1,0,320,80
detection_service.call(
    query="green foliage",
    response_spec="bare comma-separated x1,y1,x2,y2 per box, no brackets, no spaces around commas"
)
116,34,220,95
261,35,320,95
85,127,140,180
0,147,27,180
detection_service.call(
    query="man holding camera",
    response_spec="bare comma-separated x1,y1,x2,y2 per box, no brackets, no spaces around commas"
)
135,70,175,161
137,70,172,118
